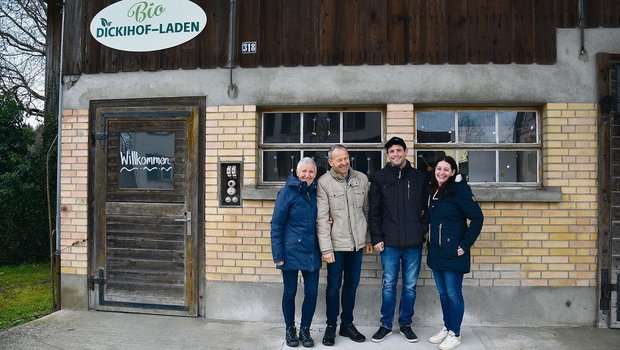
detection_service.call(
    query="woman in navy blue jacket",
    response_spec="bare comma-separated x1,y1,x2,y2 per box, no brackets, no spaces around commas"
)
271,157,322,348
426,156,484,350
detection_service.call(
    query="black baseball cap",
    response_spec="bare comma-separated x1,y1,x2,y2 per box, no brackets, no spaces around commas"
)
384,136,407,150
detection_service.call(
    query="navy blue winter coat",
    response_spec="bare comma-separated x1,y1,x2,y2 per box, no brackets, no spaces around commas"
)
427,178,484,273
270,173,322,272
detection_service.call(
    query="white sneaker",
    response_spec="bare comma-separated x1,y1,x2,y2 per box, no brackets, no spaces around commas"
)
428,326,448,344
438,331,461,350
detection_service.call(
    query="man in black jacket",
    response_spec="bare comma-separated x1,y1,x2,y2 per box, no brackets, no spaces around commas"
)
368,136,428,344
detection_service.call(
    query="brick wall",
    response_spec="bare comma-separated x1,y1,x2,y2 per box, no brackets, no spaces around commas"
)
203,103,598,288
60,102,598,289
59,108,89,275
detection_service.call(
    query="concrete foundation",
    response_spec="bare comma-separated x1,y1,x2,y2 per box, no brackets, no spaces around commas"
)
204,281,596,327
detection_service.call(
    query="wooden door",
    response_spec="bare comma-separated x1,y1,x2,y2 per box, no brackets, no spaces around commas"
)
89,98,203,316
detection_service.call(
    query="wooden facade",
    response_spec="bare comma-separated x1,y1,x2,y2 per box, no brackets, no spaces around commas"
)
62,0,620,75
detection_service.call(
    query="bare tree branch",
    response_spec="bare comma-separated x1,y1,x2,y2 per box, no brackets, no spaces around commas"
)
0,0,47,122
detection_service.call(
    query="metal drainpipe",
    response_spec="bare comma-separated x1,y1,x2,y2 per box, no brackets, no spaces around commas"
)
227,0,238,98
578,0,588,60
55,1,66,257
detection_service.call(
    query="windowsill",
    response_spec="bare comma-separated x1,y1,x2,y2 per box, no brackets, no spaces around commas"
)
243,185,563,202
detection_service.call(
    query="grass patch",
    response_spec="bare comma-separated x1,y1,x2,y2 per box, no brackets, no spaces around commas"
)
0,263,52,330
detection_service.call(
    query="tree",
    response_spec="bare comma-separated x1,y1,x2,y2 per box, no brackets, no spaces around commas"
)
0,94,50,264
0,0,47,123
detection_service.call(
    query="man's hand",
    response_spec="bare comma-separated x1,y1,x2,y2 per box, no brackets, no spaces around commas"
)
275,261,284,266
457,246,464,256
322,252,335,263
373,241,384,253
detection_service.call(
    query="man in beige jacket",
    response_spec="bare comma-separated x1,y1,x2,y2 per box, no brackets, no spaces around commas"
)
316,144,372,346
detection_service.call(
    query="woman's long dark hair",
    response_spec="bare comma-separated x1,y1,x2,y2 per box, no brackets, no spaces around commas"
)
428,155,459,196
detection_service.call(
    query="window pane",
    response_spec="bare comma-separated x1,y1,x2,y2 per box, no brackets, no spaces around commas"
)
416,111,455,143
303,112,340,143
303,150,329,179
263,151,300,182
460,150,496,182
498,111,538,143
458,111,495,143
119,132,175,189
263,113,300,143
349,151,382,177
499,151,537,182
416,150,456,173
343,112,382,143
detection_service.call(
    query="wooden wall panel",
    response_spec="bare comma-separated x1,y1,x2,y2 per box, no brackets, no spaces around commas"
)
61,0,620,74
426,0,448,64
408,0,428,64
361,0,388,65
260,0,283,67
446,0,468,64
489,0,513,64
468,0,491,64
600,0,620,27
534,0,556,64
237,0,260,68
513,0,535,64
388,0,408,64
341,0,362,65
82,0,103,74
62,0,83,74
319,0,340,65
555,0,578,27
584,0,603,28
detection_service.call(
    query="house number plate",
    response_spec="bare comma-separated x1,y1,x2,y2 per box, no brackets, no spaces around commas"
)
241,41,257,54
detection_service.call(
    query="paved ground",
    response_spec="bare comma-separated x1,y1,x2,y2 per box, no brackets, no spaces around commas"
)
1,310,619,350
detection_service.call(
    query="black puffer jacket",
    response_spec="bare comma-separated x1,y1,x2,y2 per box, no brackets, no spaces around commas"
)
369,160,428,249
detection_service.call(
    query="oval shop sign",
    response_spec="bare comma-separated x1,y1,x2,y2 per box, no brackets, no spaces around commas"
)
89,0,207,52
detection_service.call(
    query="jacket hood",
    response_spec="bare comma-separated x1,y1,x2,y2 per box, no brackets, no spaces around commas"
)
285,172,317,194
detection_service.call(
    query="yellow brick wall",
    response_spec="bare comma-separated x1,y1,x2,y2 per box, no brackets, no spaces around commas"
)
59,109,89,275
203,103,598,288
59,102,598,288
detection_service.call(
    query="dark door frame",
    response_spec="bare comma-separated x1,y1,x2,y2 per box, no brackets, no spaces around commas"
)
87,96,205,316
597,53,620,328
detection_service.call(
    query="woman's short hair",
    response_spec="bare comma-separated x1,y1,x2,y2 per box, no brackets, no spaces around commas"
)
297,157,317,171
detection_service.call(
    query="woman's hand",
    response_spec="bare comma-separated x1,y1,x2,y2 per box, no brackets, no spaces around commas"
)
373,241,384,253
457,246,464,256
322,252,335,263
275,261,284,266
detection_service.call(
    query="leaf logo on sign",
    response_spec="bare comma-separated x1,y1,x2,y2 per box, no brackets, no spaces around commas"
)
89,0,207,52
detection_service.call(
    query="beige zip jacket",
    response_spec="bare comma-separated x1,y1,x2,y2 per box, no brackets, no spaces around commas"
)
316,168,370,253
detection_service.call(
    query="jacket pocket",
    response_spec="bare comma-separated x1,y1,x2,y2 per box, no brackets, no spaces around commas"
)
328,191,346,210
354,188,366,209
438,224,459,257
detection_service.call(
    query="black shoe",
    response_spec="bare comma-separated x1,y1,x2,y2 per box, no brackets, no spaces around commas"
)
339,324,366,342
322,325,336,346
286,325,299,347
371,326,392,343
299,326,314,348
399,325,418,343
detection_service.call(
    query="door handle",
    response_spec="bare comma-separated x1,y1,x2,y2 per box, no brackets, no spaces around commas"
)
174,211,192,236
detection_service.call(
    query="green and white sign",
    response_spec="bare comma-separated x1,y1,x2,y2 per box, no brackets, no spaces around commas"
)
89,0,207,52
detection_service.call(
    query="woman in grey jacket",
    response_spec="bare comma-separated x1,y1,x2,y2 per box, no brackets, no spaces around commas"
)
426,156,484,350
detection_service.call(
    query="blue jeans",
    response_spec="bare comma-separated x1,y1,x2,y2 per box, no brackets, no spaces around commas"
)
325,249,363,326
282,269,320,328
379,246,422,329
432,269,464,336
